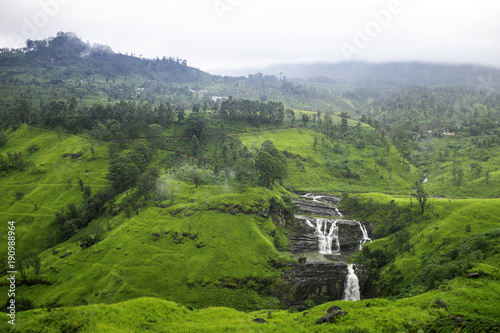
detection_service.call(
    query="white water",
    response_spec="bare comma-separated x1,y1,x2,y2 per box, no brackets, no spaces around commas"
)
305,218,340,254
335,207,343,216
343,264,360,301
304,193,323,202
357,221,372,250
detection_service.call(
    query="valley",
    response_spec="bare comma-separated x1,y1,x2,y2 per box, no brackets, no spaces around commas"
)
0,33,499,332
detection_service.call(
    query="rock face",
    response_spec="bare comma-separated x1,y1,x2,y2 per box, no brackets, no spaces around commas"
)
294,194,341,217
282,261,348,309
289,217,320,253
281,261,373,309
281,193,375,309
291,217,367,254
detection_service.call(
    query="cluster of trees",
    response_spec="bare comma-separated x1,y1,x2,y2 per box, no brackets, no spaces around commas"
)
218,98,285,125
1,98,181,138
367,86,500,136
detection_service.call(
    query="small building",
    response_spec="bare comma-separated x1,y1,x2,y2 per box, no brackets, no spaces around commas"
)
211,96,228,102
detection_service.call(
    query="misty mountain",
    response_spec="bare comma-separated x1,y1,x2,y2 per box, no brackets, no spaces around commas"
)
0,32,210,84
242,61,500,88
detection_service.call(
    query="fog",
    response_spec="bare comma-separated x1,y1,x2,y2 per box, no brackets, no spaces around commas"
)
0,0,499,75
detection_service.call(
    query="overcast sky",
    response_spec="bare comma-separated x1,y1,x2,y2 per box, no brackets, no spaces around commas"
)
0,0,499,75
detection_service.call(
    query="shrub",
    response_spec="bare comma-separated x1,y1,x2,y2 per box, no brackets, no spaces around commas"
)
0,131,7,147
27,144,40,155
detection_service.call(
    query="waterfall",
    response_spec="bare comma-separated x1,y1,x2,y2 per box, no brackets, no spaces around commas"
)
343,264,360,301
335,207,343,217
304,193,323,202
357,221,372,250
305,218,340,254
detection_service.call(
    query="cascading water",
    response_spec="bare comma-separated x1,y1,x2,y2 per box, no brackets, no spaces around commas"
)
335,207,342,216
342,264,360,301
357,221,372,250
304,193,323,202
305,218,340,254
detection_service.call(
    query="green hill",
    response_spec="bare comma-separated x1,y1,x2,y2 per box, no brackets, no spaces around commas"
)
6,281,500,332
238,128,421,194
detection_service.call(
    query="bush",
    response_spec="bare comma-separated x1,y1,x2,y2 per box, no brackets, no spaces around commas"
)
27,144,40,155
0,131,7,147
273,230,289,251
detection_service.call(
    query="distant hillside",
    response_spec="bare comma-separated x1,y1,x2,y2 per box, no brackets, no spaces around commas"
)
0,32,211,84
239,61,500,88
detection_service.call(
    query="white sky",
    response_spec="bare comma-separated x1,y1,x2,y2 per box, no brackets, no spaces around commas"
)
0,0,499,75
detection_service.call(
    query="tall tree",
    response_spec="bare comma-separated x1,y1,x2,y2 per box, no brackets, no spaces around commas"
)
340,112,350,138
255,140,287,189
234,157,253,193
411,181,428,215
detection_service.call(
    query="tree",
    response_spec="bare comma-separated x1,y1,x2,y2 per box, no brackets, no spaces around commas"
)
0,131,7,147
340,112,350,138
29,254,42,276
82,186,92,202
234,157,253,193
147,124,165,149
190,135,203,158
301,114,310,127
285,109,295,125
255,151,276,189
411,181,428,215
187,168,202,188
176,107,185,123
157,102,174,125
15,99,32,124
185,112,207,138
470,162,483,179
137,167,160,199
323,113,334,138
452,160,464,190
128,140,154,172
255,140,287,189
392,128,413,171
107,157,140,193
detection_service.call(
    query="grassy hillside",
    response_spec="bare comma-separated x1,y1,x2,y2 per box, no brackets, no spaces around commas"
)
1,124,498,332
415,136,500,198
239,128,421,194
5,280,500,333
0,125,109,255
340,193,500,300
0,125,297,312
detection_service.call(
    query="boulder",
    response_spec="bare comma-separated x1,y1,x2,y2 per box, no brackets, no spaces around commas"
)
316,310,348,324
327,305,342,313
252,318,268,324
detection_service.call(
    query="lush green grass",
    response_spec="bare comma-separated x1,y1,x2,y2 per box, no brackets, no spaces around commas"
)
0,125,295,312
0,125,109,255
343,193,500,300
1,125,499,332
238,128,421,194
415,136,500,198
0,183,290,311
5,277,500,333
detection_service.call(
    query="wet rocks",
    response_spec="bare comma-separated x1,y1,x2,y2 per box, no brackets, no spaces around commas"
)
252,318,268,324
294,197,341,217
281,261,348,309
316,309,348,324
